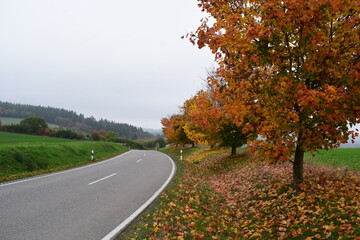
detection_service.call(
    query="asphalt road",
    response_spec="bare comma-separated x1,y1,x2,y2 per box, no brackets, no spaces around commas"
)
0,150,175,240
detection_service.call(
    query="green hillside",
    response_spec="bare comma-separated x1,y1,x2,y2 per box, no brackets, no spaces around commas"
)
0,132,128,182
0,101,154,139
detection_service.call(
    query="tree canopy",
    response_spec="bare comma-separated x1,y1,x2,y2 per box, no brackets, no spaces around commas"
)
20,117,48,135
186,0,359,187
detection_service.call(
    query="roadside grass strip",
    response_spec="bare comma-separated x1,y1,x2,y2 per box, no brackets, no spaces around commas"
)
121,147,359,239
0,133,128,183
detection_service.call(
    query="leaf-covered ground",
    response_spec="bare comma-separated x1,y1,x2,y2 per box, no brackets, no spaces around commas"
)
121,147,360,239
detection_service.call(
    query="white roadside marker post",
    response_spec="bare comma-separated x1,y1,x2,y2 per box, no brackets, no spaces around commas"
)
91,150,94,161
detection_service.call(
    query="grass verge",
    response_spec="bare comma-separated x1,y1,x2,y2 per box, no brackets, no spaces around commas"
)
120,147,359,239
0,132,128,182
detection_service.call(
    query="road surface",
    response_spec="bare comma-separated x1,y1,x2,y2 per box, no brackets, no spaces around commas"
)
0,150,175,240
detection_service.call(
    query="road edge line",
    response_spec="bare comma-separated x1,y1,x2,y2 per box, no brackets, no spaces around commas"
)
101,151,176,240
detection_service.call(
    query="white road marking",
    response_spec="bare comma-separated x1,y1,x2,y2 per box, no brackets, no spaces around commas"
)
136,159,142,163
101,152,176,240
88,173,117,185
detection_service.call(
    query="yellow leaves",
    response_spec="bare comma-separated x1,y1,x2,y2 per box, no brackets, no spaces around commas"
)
322,223,336,232
251,232,262,238
297,205,305,211
185,148,228,163
153,226,160,233
128,147,360,239
305,234,322,240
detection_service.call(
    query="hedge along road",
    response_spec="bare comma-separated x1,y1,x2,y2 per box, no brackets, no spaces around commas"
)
0,150,176,240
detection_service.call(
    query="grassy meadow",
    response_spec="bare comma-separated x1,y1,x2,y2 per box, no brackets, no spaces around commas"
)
0,117,60,129
305,148,360,170
0,132,128,182
0,117,23,125
121,146,359,239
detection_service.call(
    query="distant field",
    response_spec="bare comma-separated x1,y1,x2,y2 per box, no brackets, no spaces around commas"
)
0,131,74,144
305,148,360,170
0,132,128,182
0,117,22,125
0,117,60,129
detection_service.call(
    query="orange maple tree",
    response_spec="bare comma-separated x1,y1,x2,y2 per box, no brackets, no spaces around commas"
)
183,90,221,147
183,88,252,155
191,0,360,186
161,114,194,146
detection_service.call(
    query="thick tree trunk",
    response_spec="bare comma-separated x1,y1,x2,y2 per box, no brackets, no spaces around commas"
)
293,144,304,189
231,146,237,156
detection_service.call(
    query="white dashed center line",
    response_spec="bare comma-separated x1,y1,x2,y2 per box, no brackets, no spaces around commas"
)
88,173,117,185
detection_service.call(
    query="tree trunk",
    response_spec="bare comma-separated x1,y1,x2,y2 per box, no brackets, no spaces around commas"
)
293,144,304,189
231,146,237,156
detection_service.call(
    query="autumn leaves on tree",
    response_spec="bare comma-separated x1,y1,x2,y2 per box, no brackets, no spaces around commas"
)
163,0,359,187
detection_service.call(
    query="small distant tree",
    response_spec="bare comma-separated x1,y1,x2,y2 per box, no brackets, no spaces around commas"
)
91,131,101,141
91,130,109,141
143,138,167,149
183,90,251,155
131,134,138,140
156,137,167,148
51,129,78,139
218,121,249,156
102,131,117,142
20,117,48,135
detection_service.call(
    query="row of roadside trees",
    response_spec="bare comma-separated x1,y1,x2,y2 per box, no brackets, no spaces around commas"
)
162,87,251,156
162,0,359,188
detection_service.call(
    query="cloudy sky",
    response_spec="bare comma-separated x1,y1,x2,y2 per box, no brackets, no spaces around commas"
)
0,0,214,129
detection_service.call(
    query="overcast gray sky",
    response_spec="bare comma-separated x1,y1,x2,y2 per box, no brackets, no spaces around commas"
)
0,0,214,129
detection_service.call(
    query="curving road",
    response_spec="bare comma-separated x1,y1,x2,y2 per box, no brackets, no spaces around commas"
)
0,150,175,240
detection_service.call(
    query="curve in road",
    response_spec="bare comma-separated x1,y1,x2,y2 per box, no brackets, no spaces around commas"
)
0,150,176,240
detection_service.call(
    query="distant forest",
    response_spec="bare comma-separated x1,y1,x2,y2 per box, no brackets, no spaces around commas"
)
0,101,155,140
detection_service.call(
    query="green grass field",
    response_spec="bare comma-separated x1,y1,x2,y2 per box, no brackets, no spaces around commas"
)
0,131,74,144
305,148,360,170
0,117,22,125
0,117,60,129
0,132,128,181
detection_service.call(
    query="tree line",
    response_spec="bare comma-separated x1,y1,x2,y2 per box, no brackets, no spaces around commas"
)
0,116,167,150
0,101,154,140
162,0,359,188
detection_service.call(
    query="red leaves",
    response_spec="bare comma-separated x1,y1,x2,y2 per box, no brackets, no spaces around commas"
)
183,0,360,171
207,152,360,239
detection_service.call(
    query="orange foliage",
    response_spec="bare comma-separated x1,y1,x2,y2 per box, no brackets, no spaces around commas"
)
161,114,193,146
182,90,222,146
190,0,360,184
